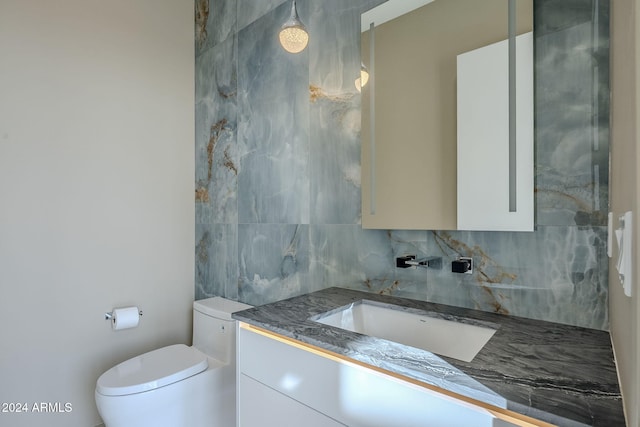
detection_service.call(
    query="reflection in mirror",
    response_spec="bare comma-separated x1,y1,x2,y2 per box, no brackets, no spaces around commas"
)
360,0,533,231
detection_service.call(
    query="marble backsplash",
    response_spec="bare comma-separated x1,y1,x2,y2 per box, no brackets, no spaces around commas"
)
195,0,610,330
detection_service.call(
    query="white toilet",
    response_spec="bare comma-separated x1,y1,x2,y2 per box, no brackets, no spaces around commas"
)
95,297,252,427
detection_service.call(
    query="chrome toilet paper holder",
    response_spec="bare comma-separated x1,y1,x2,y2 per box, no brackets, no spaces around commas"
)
105,309,143,320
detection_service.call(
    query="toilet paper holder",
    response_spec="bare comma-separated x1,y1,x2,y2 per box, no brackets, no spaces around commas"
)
105,309,143,320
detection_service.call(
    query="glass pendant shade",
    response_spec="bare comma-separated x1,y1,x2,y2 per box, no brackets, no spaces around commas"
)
279,1,309,53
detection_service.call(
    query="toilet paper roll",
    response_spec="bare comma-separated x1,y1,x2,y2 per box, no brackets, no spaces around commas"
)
112,307,140,331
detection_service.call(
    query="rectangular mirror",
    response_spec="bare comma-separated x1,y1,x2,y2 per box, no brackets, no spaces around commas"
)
360,0,533,231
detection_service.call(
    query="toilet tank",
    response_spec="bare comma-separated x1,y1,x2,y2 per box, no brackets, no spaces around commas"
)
192,297,252,363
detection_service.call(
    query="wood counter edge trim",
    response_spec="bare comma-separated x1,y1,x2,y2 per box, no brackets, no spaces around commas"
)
239,322,557,427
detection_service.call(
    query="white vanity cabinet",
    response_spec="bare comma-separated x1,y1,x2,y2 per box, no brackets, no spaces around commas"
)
239,374,345,426
237,325,528,427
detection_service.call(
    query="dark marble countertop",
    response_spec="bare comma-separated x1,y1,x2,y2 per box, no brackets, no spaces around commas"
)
232,287,625,426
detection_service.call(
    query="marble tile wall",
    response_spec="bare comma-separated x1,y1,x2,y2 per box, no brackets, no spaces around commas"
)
195,0,611,330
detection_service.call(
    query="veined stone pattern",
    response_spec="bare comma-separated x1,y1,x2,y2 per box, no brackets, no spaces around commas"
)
195,0,610,330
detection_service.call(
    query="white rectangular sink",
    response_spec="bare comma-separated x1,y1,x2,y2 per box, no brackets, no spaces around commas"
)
312,300,497,363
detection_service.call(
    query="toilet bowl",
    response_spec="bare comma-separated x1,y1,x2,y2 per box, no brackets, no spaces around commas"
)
95,297,252,427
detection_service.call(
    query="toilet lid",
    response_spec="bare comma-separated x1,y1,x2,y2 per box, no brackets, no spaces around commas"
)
96,344,208,396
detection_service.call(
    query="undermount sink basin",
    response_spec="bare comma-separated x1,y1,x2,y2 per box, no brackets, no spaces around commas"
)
311,300,498,363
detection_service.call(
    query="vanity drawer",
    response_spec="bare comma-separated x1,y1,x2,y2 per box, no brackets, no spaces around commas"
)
238,324,525,427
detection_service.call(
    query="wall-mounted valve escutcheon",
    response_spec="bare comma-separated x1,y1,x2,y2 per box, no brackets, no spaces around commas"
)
452,257,473,274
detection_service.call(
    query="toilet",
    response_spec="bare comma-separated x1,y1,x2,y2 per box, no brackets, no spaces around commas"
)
95,297,252,427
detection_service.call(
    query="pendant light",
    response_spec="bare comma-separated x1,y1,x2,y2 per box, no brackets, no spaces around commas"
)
279,1,309,54
355,63,370,92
